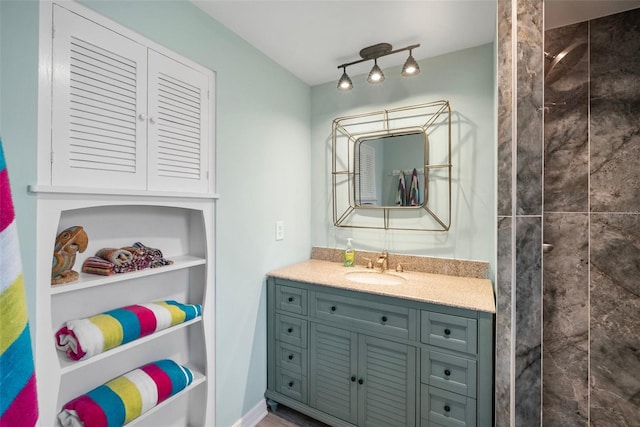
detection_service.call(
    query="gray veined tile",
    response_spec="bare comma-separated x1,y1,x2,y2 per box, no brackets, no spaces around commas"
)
590,213,640,425
496,216,512,427
590,8,640,213
515,0,544,216
515,216,542,426
542,213,589,426
544,23,589,213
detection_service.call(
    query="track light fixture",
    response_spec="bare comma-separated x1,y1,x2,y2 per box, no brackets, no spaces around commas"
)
337,42,420,91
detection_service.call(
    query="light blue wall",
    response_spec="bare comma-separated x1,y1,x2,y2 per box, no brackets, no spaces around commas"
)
0,0,40,329
311,44,496,276
0,1,311,426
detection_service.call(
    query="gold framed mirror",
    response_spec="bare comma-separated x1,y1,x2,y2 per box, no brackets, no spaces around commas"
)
332,101,451,231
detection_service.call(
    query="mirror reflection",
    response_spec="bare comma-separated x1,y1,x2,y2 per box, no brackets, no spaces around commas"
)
355,133,427,207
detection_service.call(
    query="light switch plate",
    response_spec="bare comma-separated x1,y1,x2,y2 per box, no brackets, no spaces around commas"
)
276,221,284,241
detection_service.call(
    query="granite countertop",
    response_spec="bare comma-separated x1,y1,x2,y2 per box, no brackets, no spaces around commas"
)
268,259,496,313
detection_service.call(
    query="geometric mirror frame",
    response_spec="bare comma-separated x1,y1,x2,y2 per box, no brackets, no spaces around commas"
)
332,101,451,231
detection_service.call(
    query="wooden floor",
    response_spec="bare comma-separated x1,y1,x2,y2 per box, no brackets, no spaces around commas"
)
257,405,329,427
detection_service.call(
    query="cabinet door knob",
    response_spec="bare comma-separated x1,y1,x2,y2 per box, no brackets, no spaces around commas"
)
138,113,147,121
358,378,364,385
288,296,294,302
330,306,337,312
288,381,294,388
444,369,451,376
444,404,451,413
287,327,293,333
444,328,451,336
149,116,157,124
381,316,388,323
288,354,294,360
351,376,356,382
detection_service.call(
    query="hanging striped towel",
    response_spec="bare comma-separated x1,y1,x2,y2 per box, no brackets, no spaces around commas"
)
0,139,39,426
55,301,202,361
395,172,406,206
409,168,420,206
58,359,193,427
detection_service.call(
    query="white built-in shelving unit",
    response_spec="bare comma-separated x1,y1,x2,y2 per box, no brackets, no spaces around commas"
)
34,2,217,425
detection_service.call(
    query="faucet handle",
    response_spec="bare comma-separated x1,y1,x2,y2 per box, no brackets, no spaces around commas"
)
395,263,404,273
362,257,373,269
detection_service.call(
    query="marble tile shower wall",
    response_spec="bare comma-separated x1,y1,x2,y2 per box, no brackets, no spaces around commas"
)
496,0,544,425
496,3,640,425
543,8,640,426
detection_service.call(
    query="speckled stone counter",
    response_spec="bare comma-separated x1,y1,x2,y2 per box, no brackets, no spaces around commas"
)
268,259,495,313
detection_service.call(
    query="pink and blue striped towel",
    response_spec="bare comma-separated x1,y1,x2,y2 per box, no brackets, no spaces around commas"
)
58,359,193,427
55,301,202,361
0,138,39,426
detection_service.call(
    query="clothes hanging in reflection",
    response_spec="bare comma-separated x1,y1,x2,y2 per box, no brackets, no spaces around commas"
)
409,168,420,206
396,173,406,206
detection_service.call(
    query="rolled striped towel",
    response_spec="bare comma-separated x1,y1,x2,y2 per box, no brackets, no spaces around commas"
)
95,248,133,266
55,301,202,361
58,359,193,427
0,138,39,426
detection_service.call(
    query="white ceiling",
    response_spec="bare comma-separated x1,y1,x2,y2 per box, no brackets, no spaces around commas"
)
192,0,640,87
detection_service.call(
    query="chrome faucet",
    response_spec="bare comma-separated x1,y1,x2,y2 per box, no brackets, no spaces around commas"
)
376,252,389,272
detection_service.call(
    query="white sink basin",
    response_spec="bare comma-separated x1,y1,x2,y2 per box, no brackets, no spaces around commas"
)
344,271,406,286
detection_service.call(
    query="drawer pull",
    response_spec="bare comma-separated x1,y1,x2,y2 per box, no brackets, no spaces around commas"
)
288,354,294,360
444,369,451,377
288,381,294,388
358,378,364,385
444,328,451,336
330,306,337,312
287,327,293,333
444,405,451,413
381,315,388,323
351,376,356,382
288,296,294,302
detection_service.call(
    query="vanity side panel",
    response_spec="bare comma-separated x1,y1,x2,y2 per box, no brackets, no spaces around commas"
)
267,278,276,391
477,311,495,426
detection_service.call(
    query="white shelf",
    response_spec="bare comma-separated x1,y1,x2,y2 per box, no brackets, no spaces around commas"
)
58,317,203,375
29,184,220,200
50,255,206,295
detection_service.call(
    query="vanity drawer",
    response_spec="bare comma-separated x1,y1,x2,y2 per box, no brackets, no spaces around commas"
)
421,384,477,427
421,349,477,398
276,367,307,404
276,314,308,348
276,341,308,375
421,311,477,355
311,292,415,339
275,284,308,315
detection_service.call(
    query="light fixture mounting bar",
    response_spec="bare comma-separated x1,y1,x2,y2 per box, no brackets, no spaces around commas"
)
337,43,420,69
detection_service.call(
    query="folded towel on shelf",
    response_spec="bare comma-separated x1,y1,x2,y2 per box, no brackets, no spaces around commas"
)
57,359,194,427
55,301,202,361
395,172,406,206
83,242,173,276
94,248,133,266
0,139,39,426
409,168,420,206
132,242,173,268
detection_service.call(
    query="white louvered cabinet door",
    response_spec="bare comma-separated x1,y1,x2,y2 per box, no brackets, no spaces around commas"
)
51,5,148,190
147,51,210,194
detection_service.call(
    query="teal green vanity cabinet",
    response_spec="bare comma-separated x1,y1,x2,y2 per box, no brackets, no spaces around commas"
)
266,271,494,427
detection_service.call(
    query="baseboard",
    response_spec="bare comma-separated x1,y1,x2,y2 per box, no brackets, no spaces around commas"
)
232,399,268,427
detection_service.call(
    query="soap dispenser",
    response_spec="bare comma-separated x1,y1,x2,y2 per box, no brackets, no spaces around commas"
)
343,238,355,267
